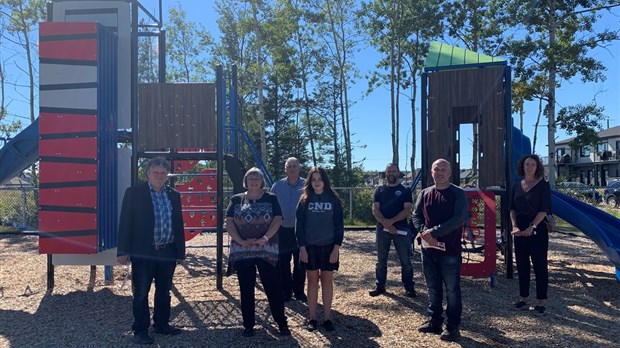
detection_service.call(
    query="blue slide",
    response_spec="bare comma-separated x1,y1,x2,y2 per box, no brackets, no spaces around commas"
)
512,126,620,281
0,118,39,186
552,192,620,268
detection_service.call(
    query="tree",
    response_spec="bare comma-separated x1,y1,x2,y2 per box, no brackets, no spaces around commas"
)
400,0,443,175
557,102,605,157
1,0,46,124
1,15,22,137
504,0,619,186
311,0,359,183
165,3,213,82
359,0,408,165
289,0,330,167
137,20,159,83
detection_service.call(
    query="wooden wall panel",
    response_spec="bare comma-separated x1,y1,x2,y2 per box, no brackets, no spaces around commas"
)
138,83,217,150
426,66,506,188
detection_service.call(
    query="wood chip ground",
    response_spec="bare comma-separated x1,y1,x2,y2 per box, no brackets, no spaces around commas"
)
1,231,618,347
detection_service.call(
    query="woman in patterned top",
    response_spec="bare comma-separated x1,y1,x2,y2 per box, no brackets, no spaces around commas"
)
225,167,290,337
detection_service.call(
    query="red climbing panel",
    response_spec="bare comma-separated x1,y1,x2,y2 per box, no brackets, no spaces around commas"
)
461,189,497,277
173,161,218,241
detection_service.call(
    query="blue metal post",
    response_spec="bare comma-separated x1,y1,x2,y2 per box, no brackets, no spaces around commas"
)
216,65,225,290
231,65,239,156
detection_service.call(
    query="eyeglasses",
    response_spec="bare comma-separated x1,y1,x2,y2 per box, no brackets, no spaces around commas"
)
150,171,168,177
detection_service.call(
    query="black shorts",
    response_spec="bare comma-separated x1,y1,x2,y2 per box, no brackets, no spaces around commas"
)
303,244,339,271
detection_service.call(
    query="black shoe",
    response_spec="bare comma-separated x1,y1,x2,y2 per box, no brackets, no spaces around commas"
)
307,319,318,331
368,287,386,297
242,327,255,337
440,328,461,342
512,301,528,311
532,305,546,316
153,325,181,335
295,292,308,301
418,320,442,334
134,331,154,345
279,323,291,336
404,289,417,298
323,320,335,332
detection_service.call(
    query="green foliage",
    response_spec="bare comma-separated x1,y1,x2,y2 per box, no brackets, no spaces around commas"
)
557,103,605,151
166,2,213,82
335,187,375,224
0,188,38,228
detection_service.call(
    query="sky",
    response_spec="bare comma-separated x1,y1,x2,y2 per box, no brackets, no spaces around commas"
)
2,0,619,173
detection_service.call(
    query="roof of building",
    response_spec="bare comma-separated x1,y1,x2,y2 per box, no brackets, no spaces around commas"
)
556,125,620,145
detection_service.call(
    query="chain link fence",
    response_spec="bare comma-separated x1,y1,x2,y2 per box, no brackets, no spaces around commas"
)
334,186,381,226
0,187,38,230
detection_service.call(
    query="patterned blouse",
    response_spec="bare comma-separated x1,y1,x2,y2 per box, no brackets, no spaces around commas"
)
226,192,281,266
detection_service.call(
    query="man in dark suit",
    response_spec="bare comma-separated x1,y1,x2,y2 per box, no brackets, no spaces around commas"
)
117,157,186,345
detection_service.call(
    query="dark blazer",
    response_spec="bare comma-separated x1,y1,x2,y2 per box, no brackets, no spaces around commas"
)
117,182,186,259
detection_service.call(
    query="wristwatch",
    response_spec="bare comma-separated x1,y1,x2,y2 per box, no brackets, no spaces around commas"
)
529,222,536,228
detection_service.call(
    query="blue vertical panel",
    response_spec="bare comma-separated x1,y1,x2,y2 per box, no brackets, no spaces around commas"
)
96,24,118,252
230,65,238,155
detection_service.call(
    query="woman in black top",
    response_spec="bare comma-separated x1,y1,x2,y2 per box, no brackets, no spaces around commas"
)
509,154,551,315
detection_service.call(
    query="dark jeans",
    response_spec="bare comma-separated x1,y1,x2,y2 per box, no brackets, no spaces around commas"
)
278,249,306,298
131,247,177,333
514,232,549,300
235,258,287,329
421,251,462,330
375,226,415,291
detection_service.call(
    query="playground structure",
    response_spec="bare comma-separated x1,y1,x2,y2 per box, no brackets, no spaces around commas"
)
1,2,620,292
0,0,272,290
421,41,620,282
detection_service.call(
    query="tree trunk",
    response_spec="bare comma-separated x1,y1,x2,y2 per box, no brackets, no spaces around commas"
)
252,2,267,164
533,96,543,153
294,28,317,166
547,0,557,187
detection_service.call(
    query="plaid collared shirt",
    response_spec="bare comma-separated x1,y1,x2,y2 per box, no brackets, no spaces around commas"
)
149,182,174,246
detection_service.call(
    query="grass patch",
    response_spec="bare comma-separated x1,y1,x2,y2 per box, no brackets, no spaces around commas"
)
0,225,20,233
554,219,585,236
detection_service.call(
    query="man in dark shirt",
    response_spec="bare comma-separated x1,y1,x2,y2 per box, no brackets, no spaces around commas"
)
412,158,467,342
369,163,416,298
117,157,186,345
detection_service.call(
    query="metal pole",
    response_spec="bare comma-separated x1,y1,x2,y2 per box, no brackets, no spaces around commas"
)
349,188,353,222
47,255,54,292
504,65,514,279
231,65,239,155
131,0,139,184
216,66,225,290
158,29,166,83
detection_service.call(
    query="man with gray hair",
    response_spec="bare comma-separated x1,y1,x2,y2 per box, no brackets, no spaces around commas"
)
118,157,186,344
271,157,307,302
412,158,467,342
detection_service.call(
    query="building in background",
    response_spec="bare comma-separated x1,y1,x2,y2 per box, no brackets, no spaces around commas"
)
555,125,620,186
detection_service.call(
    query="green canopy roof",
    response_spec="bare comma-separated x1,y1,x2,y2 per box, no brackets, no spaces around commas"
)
424,41,506,71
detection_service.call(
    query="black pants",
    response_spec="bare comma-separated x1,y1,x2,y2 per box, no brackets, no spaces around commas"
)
235,258,287,329
278,249,306,298
131,247,177,333
514,232,549,300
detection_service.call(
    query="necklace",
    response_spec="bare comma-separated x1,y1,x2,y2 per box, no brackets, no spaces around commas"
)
522,178,541,192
